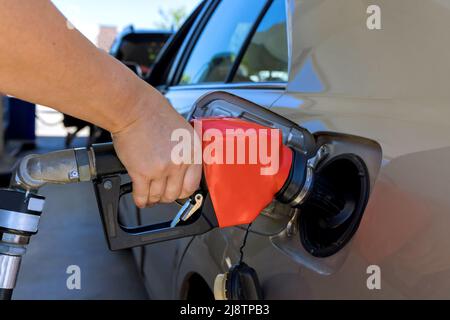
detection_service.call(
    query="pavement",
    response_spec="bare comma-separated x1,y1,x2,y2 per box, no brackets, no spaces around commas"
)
11,134,149,300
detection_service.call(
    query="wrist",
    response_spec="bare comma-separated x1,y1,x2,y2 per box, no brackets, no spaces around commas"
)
107,78,161,135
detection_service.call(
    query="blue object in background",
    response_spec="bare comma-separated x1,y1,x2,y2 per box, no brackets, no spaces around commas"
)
3,96,36,142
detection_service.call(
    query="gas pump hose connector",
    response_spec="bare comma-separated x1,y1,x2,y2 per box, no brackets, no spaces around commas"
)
11,143,125,191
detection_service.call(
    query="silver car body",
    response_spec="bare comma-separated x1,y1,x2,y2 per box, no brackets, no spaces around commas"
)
120,0,450,299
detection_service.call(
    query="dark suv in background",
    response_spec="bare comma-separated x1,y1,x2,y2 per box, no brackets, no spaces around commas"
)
110,26,173,77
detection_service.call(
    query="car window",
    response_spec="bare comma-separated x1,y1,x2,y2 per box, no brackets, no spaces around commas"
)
233,0,288,83
178,0,267,85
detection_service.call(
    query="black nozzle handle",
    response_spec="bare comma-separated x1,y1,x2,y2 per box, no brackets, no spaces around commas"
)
93,175,216,250
90,143,217,250
91,143,127,177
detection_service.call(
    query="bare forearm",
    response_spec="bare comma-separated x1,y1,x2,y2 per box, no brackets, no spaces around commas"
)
0,0,201,206
0,0,151,132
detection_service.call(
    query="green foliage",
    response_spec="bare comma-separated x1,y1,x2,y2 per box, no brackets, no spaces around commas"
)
156,7,188,31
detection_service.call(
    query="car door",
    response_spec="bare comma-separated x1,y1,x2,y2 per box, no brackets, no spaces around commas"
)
120,0,291,299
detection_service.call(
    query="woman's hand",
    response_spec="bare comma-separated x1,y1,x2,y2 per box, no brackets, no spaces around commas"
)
112,88,202,208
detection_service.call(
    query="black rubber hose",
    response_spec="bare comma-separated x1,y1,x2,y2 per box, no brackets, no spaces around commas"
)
0,289,13,300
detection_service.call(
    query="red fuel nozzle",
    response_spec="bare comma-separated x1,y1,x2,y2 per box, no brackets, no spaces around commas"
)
193,118,309,228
